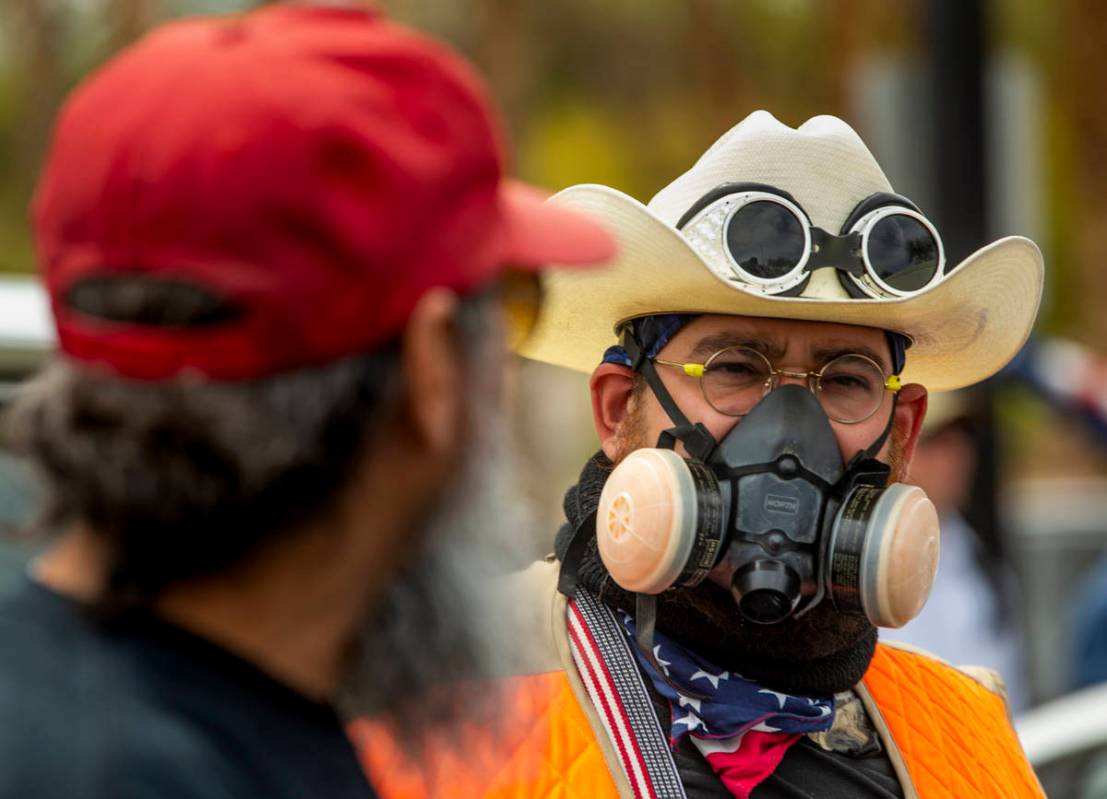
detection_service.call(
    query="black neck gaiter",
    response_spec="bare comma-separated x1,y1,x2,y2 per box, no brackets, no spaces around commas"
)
554,451,878,695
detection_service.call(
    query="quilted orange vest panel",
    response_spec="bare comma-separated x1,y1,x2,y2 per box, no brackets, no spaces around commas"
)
861,644,1044,798
352,671,621,799
356,645,1041,798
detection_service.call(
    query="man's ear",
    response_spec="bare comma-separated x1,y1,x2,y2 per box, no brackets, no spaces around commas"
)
591,363,637,460
400,287,464,455
893,383,928,470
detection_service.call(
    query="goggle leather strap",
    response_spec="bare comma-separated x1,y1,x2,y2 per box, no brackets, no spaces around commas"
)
621,328,717,462
807,229,864,275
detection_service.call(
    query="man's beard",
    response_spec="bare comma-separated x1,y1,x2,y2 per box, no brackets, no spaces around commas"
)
606,395,910,675
337,387,535,738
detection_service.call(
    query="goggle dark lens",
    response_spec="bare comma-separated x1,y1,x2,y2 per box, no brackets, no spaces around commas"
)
865,214,940,292
726,200,806,280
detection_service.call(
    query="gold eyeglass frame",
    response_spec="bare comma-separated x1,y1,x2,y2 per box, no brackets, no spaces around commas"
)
653,345,902,424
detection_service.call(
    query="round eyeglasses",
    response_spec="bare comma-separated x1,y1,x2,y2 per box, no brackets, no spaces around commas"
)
653,346,903,424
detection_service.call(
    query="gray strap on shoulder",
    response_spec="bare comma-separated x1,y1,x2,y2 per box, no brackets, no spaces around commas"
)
571,589,687,798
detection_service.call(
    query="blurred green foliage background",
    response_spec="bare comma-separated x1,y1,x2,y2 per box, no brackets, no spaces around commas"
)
2,0,1105,488
1,1,1102,335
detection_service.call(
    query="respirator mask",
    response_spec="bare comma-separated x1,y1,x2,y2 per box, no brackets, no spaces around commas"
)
558,327,939,671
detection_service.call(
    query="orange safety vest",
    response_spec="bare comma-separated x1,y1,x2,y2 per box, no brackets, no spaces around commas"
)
355,644,1043,799
353,562,1043,799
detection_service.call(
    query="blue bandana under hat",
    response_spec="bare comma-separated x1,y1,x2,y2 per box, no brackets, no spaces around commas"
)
602,314,908,376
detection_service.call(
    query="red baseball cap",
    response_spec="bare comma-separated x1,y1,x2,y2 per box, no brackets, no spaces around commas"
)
33,4,615,381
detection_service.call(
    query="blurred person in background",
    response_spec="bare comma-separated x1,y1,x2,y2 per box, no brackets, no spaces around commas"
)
1020,338,1107,692
0,5,614,798
1072,506,1107,690
362,111,1045,798
1072,548,1107,689
885,391,1028,710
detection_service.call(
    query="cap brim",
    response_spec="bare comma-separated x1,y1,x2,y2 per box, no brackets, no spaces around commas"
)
499,180,617,268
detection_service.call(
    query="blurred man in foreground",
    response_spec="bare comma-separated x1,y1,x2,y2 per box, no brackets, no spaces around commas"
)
0,6,613,798
363,112,1046,797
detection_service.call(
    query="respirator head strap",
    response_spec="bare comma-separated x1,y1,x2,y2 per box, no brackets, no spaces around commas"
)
557,509,598,598
844,393,899,476
620,326,717,461
635,593,711,701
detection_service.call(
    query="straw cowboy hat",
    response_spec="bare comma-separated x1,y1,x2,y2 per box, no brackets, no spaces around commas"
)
520,111,1043,391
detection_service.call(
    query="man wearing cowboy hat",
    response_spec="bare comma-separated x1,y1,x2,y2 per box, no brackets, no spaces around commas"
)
358,111,1045,798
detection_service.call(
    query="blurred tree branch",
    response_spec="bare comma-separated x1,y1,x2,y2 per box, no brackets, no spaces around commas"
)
103,0,159,53
7,0,66,185
1058,0,1107,347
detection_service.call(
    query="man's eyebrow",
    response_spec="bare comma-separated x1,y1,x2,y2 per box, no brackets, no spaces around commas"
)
811,342,891,372
688,333,786,361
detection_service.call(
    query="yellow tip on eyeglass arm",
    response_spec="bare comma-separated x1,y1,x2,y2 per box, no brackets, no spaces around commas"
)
885,374,903,392
683,363,706,378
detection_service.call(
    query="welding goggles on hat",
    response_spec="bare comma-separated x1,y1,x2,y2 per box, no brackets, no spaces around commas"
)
677,183,946,299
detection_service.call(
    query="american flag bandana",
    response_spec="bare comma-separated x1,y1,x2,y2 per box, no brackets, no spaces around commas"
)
619,612,835,798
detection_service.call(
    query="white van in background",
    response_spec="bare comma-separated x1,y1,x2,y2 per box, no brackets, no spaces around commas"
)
0,275,52,398
0,276,51,584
